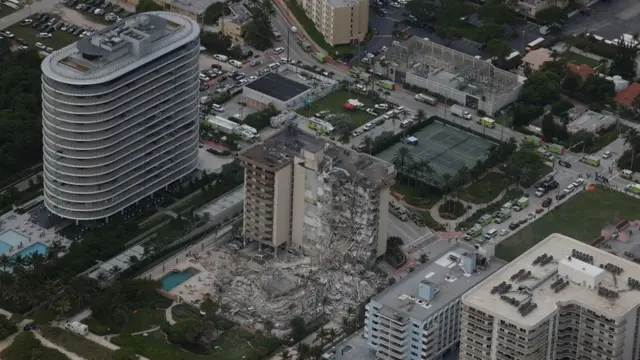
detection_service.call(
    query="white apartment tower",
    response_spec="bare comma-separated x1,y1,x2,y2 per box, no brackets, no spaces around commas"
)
41,12,201,221
363,244,505,360
237,126,395,259
461,233,640,360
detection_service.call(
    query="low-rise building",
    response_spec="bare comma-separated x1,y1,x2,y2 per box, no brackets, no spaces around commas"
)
364,244,505,360
516,0,569,19
567,109,617,134
614,82,640,108
220,4,252,44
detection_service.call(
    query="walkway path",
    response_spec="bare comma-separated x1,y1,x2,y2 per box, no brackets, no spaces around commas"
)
429,188,510,229
165,302,178,325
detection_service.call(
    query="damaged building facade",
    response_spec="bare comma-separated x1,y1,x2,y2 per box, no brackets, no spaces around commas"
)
237,125,396,261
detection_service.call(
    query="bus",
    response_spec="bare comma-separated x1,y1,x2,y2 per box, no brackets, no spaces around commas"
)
505,51,521,61
308,117,334,134
414,93,437,105
525,37,545,52
5,0,22,6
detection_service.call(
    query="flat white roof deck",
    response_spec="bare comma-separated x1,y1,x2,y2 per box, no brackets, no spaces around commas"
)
463,233,640,328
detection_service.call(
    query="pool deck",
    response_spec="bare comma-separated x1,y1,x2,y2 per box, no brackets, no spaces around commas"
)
0,207,69,257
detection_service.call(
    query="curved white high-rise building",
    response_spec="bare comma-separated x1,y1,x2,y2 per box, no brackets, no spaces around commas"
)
41,12,200,221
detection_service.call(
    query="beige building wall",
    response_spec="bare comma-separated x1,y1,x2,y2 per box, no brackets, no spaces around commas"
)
300,0,368,46
272,165,292,247
290,156,307,248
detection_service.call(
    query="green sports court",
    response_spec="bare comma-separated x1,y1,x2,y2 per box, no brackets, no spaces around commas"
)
377,122,495,182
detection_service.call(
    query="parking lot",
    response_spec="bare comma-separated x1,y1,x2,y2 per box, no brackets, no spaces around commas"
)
562,0,640,40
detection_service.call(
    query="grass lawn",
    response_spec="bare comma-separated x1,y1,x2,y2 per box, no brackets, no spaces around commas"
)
83,307,167,336
7,23,78,51
392,183,441,209
112,325,284,360
297,90,376,126
458,172,510,204
0,4,20,17
39,326,114,360
496,188,640,261
562,51,600,67
1,332,69,360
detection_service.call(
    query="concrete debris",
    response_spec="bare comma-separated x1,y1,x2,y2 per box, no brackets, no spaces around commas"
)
193,245,385,331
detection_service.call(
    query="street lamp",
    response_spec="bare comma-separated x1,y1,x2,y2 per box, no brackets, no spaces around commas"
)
287,26,297,62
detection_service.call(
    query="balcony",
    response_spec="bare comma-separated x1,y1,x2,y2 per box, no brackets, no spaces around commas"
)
42,42,199,97
44,116,196,171
42,50,198,106
44,128,198,180
45,155,197,217
45,146,197,203
43,95,197,149
42,69,197,118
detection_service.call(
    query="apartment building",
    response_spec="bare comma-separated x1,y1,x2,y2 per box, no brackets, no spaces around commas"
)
41,12,201,221
461,233,640,360
364,244,505,360
236,125,395,258
220,4,252,44
299,0,368,45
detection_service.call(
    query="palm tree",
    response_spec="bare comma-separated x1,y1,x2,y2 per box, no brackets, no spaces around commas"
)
413,109,426,123
50,297,71,318
417,160,434,185
48,240,65,258
362,135,374,154
109,265,122,278
392,146,413,170
0,254,11,271
623,128,640,152
296,343,311,360
280,349,293,360
456,166,470,187
441,173,453,201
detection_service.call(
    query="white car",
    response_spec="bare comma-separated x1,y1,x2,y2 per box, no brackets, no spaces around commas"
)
46,47,54,53
274,47,285,54
383,110,395,119
363,123,375,131
280,57,289,63
366,108,377,116
564,184,575,194
211,104,224,112
391,2,402,7
527,212,536,219
602,150,612,159
238,79,248,85
381,46,388,52
374,103,389,110
573,178,585,186
35,42,45,50
499,229,510,236
248,76,257,81
351,129,363,137
2,31,14,38
198,73,210,82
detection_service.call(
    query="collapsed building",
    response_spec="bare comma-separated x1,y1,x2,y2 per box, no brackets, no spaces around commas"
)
236,125,397,262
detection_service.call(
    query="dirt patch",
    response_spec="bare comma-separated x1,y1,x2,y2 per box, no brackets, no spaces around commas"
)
53,5,106,30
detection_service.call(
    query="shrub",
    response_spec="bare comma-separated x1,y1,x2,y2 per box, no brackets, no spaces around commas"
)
0,314,17,341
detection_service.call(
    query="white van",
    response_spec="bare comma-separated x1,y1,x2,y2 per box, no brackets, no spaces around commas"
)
274,47,285,54
400,119,413,128
484,228,498,241
229,59,243,68
213,54,228,62
268,63,279,70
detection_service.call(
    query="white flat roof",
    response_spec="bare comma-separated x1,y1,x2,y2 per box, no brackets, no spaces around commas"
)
463,233,640,328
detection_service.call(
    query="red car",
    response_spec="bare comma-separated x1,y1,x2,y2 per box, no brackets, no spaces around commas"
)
535,208,545,214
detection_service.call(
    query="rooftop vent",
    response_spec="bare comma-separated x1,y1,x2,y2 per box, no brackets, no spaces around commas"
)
491,281,512,295
550,278,564,289
533,253,553,265
598,287,620,299
510,269,525,281
554,280,569,293
500,295,520,307
571,249,593,264
519,302,537,316
628,278,640,290
602,263,623,275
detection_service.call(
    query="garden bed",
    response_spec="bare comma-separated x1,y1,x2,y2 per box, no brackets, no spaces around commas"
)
438,200,467,220
458,172,510,204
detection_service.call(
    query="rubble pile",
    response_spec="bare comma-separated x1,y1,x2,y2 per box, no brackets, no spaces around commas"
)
198,248,384,329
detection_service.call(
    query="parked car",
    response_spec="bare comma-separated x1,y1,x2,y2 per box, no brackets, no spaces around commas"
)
558,160,571,168
542,197,552,208
535,208,545,214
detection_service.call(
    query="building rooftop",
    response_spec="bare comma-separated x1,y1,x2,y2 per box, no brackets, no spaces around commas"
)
568,63,596,80
222,3,253,25
238,126,396,184
41,12,199,85
567,109,617,133
521,48,552,70
171,0,220,16
374,244,506,321
615,82,640,107
463,233,640,328
245,73,310,102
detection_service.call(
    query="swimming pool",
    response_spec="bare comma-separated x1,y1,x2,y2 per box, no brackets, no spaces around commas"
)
0,241,10,255
160,268,199,291
11,242,48,258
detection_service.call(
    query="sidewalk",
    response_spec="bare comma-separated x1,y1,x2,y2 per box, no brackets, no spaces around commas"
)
429,188,510,229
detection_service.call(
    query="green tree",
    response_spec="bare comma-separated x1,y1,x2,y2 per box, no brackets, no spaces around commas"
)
562,71,583,93
135,0,163,12
579,74,615,105
476,23,505,44
512,103,544,127
290,316,307,342
243,0,276,50
541,113,556,142
485,39,512,59
609,42,638,79
203,3,230,25
392,147,413,169
478,0,521,30
535,6,567,25
520,70,562,106
436,27,463,45
406,0,436,22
